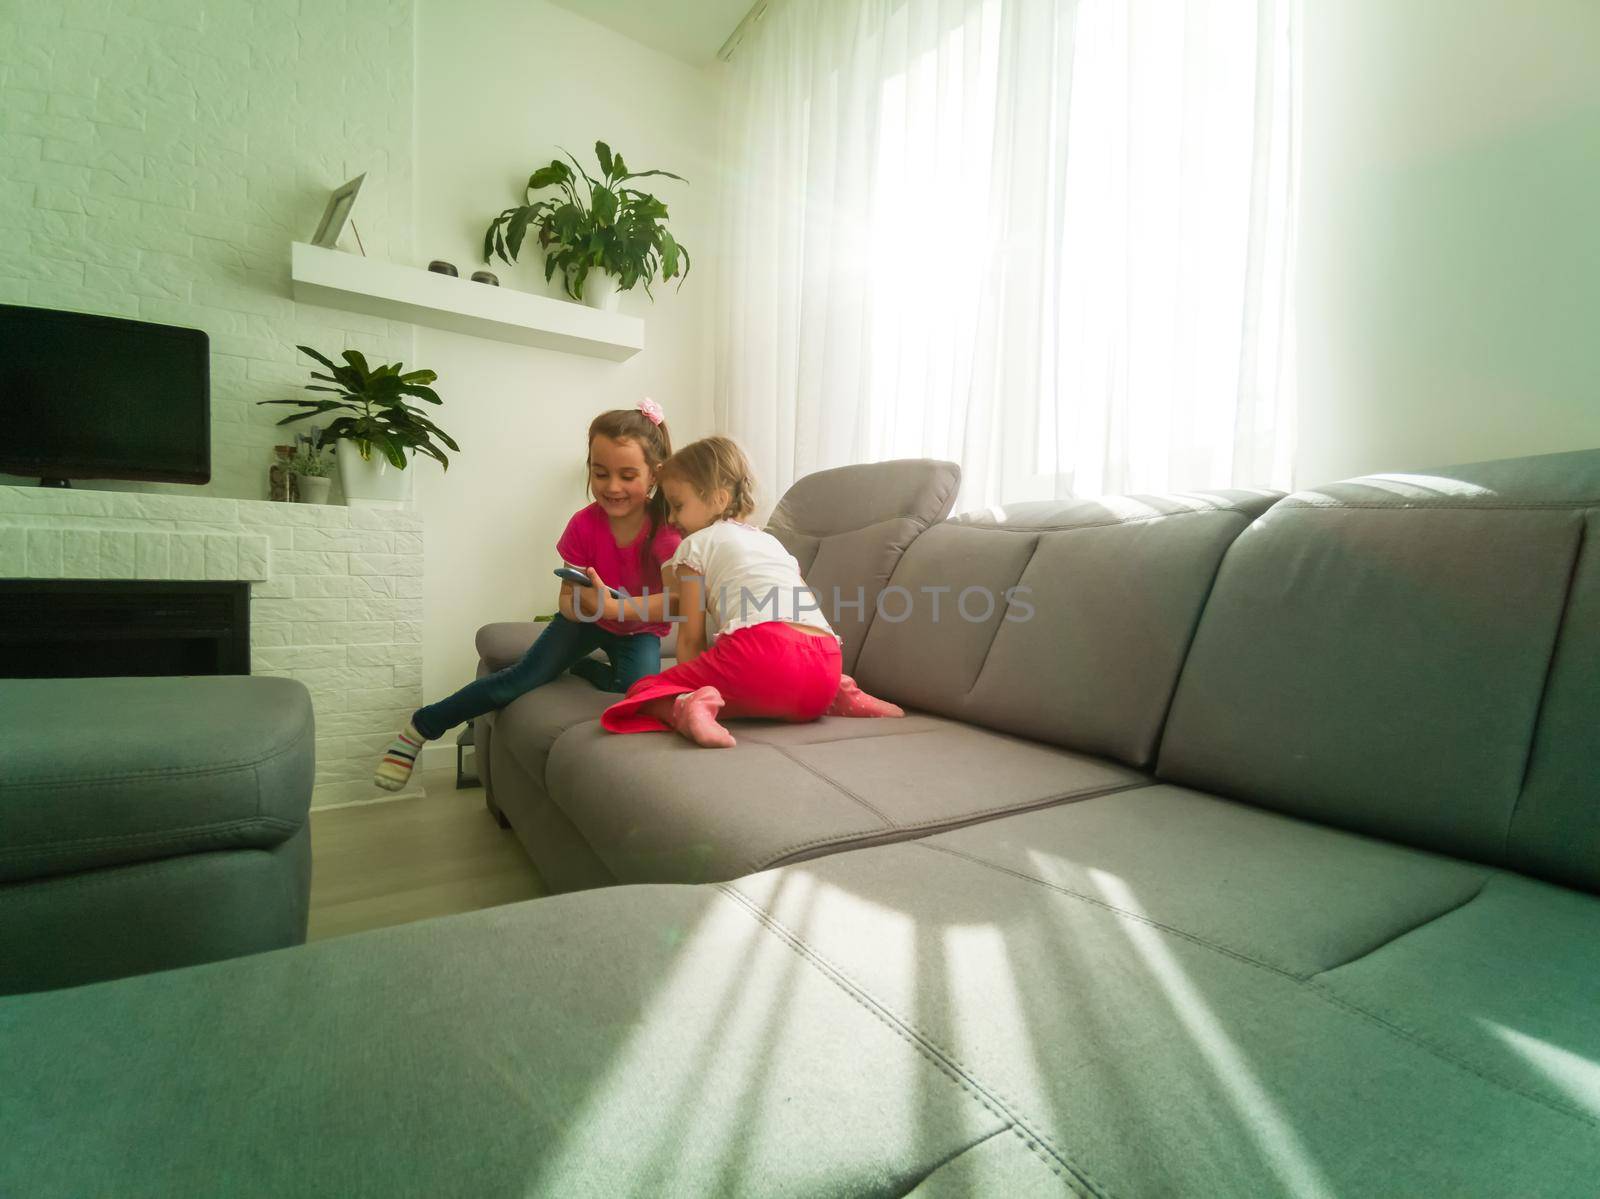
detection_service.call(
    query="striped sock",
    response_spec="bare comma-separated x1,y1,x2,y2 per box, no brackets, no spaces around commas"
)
375,722,426,791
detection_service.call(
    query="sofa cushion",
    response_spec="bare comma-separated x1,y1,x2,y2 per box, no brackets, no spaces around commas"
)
719,802,1600,1196
1510,508,1600,892
474,620,542,672
0,676,313,884
490,673,613,784
0,824,311,995
476,620,679,670
765,458,961,674
853,488,1281,767
541,714,1147,885
0,884,1041,1198
1158,449,1600,884
909,784,1491,977
1313,871,1600,1124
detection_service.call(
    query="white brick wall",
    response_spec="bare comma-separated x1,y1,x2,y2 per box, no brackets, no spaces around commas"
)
1,485,425,808
0,0,415,500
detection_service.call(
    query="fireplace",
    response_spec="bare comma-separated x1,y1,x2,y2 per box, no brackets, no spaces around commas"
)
0,580,250,678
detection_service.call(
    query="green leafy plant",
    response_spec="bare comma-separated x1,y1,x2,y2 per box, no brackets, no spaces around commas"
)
482,140,690,301
259,346,460,470
288,431,333,478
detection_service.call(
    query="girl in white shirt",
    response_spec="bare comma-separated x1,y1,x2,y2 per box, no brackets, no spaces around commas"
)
600,436,900,748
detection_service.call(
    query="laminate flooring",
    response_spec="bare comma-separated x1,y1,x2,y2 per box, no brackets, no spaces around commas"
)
307,767,547,941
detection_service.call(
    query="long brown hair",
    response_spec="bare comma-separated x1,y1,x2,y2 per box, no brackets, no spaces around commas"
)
658,436,757,522
587,407,673,574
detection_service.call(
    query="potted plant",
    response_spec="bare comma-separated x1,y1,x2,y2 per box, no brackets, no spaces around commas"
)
288,430,334,504
482,140,690,312
260,346,459,505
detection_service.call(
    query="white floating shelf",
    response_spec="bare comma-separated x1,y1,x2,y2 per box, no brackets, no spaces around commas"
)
290,242,643,362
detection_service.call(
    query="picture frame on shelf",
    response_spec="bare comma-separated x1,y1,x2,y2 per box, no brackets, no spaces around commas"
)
310,174,366,249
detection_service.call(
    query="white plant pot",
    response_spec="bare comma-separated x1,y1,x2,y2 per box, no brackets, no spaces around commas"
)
582,270,622,312
336,439,412,507
294,475,332,504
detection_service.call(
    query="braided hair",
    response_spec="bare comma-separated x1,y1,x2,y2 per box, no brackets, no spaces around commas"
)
658,436,757,523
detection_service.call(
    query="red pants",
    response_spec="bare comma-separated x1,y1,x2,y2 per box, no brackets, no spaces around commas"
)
601,622,843,734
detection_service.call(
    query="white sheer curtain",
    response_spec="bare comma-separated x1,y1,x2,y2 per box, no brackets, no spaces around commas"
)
715,0,1299,513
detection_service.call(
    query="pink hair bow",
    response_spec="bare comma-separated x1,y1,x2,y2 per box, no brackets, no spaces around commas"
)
637,397,664,425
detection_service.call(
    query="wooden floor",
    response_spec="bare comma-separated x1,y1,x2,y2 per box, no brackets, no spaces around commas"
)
307,766,548,941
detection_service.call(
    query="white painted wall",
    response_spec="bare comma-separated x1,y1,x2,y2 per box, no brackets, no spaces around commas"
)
410,0,723,734
1297,0,1600,487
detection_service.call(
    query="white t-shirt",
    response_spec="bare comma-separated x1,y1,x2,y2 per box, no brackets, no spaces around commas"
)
665,521,837,641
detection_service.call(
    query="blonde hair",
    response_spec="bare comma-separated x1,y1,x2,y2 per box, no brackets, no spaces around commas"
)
587,408,673,568
659,436,757,522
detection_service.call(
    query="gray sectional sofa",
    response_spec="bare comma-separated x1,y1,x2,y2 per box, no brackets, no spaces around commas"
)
4,449,1599,1197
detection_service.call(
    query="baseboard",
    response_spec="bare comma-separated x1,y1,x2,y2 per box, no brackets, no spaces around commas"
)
419,742,456,773
314,785,425,812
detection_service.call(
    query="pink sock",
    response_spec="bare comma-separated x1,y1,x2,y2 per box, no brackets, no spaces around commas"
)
827,675,904,719
670,686,738,748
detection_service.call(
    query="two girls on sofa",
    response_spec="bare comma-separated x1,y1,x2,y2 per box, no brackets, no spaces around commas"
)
375,402,896,791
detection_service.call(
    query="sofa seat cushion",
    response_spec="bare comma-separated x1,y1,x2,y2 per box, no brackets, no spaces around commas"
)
0,884,1062,1199
0,676,313,884
719,798,1600,1195
542,713,1148,885
1313,872,1600,1124
488,673,615,784
908,784,1493,977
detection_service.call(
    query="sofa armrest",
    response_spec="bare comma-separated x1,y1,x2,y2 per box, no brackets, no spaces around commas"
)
476,622,678,673
475,622,544,672
0,676,314,884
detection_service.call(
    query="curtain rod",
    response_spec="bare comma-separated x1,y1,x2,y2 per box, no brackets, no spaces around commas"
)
717,0,771,62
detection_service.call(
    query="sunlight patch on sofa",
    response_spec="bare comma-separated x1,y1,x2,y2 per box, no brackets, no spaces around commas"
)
941,922,1049,1102
1483,1022,1600,1118
1350,474,1498,500
1088,868,1334,1199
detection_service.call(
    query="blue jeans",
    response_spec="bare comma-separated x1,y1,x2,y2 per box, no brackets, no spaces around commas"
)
411,615,661,740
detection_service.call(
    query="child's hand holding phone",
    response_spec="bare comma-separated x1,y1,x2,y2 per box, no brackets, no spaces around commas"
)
554,566,624,598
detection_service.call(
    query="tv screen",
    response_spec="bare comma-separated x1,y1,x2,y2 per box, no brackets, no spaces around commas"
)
0,304,210,484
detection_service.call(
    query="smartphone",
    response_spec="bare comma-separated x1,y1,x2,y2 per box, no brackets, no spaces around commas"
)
554,566,624,598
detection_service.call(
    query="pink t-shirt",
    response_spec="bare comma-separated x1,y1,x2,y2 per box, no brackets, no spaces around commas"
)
556,503,681,637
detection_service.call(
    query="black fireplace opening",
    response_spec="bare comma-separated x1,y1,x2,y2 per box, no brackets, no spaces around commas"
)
0,580,250,679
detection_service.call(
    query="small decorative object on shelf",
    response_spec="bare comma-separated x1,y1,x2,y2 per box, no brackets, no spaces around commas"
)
269,445,297,502
288,430,334,504
428,260,459,276
310,174,365,249
483,140,690,312
470,270,499,286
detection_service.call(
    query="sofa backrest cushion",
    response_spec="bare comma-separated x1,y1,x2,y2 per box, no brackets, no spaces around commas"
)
1157,449,1600,891
852,489,1281,768
766,458,961,673
1510,512,1600,894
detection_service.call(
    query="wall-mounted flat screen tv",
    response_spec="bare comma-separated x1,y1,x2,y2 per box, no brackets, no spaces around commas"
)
0,304,210,485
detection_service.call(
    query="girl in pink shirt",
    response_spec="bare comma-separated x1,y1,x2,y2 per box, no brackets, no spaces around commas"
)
376,402,680,791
